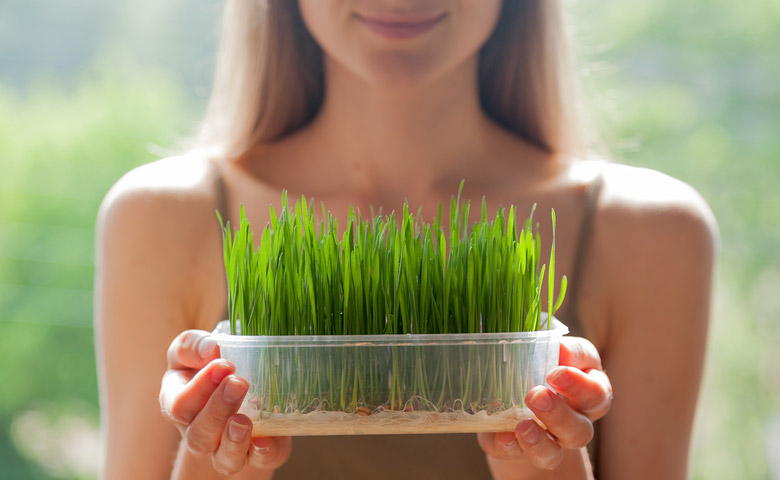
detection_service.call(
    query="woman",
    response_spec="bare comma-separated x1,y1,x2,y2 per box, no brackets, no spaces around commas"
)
94,1,717,479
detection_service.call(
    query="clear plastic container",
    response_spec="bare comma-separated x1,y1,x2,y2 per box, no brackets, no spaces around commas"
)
212,316,568,436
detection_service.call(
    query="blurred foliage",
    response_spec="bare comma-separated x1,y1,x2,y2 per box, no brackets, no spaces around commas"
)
0,0,220,94
0,0,778,478
0,67,194,478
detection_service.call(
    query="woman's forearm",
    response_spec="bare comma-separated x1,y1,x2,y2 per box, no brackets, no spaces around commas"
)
487,448,594,480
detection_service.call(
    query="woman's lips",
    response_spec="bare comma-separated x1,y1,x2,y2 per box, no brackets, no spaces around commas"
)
355,12,447,40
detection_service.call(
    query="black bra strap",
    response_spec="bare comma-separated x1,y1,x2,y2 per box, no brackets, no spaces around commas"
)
564,173,604,337
213,161,230,227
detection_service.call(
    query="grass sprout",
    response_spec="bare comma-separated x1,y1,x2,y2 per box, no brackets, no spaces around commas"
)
219,183,565,336
217,183,566,415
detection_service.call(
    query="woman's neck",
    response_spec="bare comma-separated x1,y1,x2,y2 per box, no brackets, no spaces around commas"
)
302,55,506,199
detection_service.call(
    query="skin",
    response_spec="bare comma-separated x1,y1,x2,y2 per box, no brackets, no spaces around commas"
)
95,0,718,478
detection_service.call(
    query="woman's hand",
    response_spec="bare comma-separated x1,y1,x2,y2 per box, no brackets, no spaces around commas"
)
159,329,292,476
478,336,613,475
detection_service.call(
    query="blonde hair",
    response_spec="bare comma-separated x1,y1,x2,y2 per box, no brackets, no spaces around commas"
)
196,0,585,158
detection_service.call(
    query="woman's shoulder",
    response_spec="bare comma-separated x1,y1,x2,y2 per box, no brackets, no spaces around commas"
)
595,162,719,248
588,162,719,332
96,153,222,283
98,153,219,235
100,152,216,211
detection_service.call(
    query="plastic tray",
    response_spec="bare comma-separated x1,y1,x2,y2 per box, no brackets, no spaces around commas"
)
213,317,567,436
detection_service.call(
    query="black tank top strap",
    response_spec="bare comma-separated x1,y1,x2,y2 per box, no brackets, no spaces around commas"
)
212,160,231,227
562,173,604,339
211,158,231,323
559,170,604,476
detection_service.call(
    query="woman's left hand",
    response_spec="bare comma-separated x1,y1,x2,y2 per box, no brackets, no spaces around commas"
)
477,336,613,473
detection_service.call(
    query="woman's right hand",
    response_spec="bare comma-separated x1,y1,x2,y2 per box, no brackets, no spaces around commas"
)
159,330,292,476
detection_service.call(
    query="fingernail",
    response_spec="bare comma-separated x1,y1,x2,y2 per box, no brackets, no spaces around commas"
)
228,420,249,442
496,431,516,447
518,420,540,445
253,436,272,452
529,388,554,412
548,368,572,389
198,337,218,358
208,361,233,384
223,376,247,403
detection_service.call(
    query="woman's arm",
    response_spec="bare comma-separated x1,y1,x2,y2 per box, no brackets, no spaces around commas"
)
594,167,718,479
95,160,289,479
95,169,197,478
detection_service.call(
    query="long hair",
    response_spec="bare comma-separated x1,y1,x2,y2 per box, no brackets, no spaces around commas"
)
196,0,585,158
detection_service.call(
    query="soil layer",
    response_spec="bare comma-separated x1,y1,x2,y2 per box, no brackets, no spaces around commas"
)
243,407,534,436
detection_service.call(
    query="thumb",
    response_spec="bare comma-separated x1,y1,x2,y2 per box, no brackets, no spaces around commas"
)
167,330,221,370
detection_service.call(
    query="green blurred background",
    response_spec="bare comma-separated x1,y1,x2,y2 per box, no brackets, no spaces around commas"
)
0,1,777,478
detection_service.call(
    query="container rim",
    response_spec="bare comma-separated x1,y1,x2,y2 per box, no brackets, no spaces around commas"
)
212,315,568,346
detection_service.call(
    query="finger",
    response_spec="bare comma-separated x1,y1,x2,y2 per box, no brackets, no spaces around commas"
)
248,436,293,471
160,359,236,425
183,375,249,455
558,337,602,371
514,419,564,470
476,431,524,460
167,330,221,370
525,386,593,449
212,414,252,475
546,366,613,421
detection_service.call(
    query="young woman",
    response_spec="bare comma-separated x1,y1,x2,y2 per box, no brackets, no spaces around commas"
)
94,1,717,479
